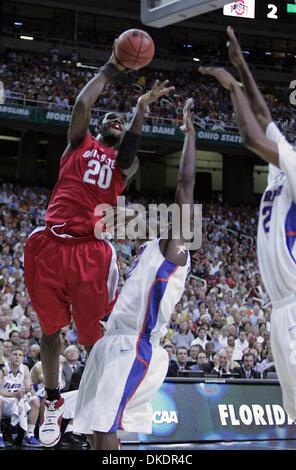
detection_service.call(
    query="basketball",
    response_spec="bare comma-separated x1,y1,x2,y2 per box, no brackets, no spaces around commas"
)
115,29,155,70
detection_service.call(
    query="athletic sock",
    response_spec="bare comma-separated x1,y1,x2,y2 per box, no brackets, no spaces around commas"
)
26,424,35,435
45,386,60,401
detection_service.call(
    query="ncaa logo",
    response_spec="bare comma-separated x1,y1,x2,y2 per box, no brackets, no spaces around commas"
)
151,388,179,436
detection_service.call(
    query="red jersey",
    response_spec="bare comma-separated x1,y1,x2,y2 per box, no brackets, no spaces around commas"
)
45,134,125,236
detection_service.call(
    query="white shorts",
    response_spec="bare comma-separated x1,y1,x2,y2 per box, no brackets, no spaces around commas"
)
61,390,78,420
0,393,38,417
271,295,296,420
73,331,168,435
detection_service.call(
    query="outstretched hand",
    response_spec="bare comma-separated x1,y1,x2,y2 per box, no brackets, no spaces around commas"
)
226,26,244,68
138,79,175,107
199,66,239,91
180,98,195,134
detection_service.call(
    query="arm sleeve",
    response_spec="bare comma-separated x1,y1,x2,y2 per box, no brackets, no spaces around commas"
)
278,140,296,202
265,122,286,185
116,131,141,170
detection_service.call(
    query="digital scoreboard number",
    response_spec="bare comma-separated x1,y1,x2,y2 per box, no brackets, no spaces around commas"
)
223,0,296,23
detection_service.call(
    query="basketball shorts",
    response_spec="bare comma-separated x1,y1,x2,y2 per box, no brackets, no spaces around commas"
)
73,331,169,435
270,294,296,420
24,226,119,346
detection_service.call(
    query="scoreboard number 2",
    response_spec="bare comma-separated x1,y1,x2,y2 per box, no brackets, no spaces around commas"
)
267,3,278,19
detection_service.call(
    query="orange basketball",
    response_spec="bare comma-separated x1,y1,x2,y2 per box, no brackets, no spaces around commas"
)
115,29,155,70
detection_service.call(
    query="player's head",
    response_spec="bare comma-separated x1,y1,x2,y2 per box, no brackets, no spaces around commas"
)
96,112,126,147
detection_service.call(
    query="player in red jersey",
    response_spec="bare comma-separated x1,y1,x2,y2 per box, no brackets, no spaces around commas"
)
24,41,175,447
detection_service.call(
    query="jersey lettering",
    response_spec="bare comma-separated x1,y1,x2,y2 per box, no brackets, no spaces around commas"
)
83,159,113,189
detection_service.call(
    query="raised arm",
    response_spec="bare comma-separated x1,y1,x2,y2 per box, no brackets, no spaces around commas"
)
226,26,272,132
159,98,196,265
116,79,175,182
67,43,127,149
199,67,279,167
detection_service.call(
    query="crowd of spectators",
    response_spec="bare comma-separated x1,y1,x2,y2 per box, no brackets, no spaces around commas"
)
0,183,275,390
0,48,295,140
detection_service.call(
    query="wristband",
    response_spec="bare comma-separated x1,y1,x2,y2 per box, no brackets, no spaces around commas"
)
99,62,122,81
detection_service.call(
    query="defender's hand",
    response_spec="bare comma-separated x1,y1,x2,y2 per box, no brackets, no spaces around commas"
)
226,26,245,68
180,98,195,134
199,66,239,91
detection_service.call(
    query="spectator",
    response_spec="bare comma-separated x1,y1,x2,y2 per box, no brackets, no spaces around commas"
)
209,348,231,376
0,346,42,446
191,326,208,349
29,325,42,346
61,345,82,392
163,342,176,363
190,350,212,373
232,329,249,361
171,320,195,351
231,353,262,379
1,340,12,365
186,344,203,365
23,343,40,370
225,345,240,370
166,347,191,377
211,327,224,353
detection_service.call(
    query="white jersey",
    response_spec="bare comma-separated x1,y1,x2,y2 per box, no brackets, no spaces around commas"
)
105,238,191,341
0,363,25,393
257,122,296,302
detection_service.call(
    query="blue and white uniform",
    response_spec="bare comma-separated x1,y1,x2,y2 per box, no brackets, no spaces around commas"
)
257,122,296,419
73,239,190,434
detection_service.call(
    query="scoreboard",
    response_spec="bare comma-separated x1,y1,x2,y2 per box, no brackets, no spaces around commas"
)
141,0,296,27
223,0,296,23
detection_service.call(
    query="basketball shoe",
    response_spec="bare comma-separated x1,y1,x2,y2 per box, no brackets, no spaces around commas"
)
39,396,64,447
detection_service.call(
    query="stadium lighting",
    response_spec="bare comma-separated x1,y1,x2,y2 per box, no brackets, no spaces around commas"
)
20,35,34,40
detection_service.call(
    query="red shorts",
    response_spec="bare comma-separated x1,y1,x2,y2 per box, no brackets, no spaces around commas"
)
24,227,119,346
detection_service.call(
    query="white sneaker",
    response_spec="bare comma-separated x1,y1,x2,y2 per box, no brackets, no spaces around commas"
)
39,396,64,447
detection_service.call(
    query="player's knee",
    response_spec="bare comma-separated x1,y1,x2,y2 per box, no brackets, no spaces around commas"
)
30,397,40,410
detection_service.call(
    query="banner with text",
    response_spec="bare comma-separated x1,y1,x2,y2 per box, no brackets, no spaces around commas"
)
0,103,245,148
120,379,296,444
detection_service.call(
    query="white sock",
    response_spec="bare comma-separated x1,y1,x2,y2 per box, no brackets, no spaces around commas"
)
26,424,35,435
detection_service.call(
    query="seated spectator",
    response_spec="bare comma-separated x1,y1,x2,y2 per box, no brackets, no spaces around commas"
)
231,353,261,379
166,347,191,377
191,326,208,350
190,350,212,374
29,325,42,346
204,341,215,365
23,343,40,370
209,348,231,376
218,325,229,347
170,320,195,351
225,345,240,370
0,346,42,447
1,340,12,366
165,311,179,340
232,329,249,361
8,330,20,347
163,342,176,363
248,347,264,376
61,345,82,392
249,302,264,326
211,327,224,353
186,344,203,365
